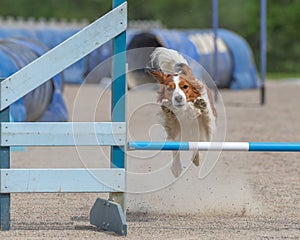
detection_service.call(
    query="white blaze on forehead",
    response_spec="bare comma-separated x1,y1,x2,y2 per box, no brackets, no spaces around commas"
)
172,75,187,105
173,75,181,92
173,74,180,84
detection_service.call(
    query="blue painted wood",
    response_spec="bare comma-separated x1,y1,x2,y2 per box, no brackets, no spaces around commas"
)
0,169,125,193
0,122,126,146
0,78,10,230
111,0,127,170
109,0,127,225
0,3,127,111
0,3,128,234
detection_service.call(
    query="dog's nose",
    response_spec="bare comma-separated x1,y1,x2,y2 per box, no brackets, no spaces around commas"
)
175,95,183,102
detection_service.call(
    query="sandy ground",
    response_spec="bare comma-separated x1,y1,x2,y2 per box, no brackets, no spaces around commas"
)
0,80,299,239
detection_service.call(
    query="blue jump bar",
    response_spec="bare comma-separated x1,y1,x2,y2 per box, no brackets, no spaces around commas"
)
249,142,300,152
128,141,300,152
128,141,190,150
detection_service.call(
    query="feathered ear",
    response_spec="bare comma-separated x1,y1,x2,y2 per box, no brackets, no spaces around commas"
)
174,64,205,96
145,68,168,84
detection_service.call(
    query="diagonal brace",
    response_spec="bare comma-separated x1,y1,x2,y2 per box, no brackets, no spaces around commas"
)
0,2,127,110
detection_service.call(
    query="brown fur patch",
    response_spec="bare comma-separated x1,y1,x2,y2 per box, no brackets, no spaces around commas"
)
148,67,216,120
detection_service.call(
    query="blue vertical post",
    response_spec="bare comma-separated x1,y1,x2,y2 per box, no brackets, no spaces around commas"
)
111,0,126,211
212,0,219,101
260,0,267,105
0,78,10,230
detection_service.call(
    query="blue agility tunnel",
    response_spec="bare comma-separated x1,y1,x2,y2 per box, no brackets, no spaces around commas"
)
0,37,67,122
84,28,259,89
216,29,259,89
126,29,201,78
0,26,259,89
0,27,87,84
127,29,259,89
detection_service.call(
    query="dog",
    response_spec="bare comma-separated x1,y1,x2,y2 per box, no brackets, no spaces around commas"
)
147,47,217,177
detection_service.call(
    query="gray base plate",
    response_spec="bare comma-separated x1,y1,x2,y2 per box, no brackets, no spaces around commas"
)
90,198,127,236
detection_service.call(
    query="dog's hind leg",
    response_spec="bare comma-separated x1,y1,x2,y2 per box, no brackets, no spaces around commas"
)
192,151,200,166
171,150,182,178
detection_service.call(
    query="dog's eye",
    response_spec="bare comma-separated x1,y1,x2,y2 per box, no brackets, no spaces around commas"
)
183,85,189,89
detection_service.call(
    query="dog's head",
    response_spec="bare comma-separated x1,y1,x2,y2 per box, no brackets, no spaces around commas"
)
147,63,204,109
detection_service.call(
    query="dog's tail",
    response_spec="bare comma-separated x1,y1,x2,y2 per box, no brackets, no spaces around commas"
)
150,47,188,74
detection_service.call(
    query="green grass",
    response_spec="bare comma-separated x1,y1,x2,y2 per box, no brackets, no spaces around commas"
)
266,72,300,80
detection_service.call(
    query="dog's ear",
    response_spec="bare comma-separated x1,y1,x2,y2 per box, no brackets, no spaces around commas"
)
145,68,168,84
175,63,196,81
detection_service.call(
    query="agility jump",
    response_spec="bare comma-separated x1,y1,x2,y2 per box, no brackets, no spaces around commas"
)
0,0,296,237
129,141,300,152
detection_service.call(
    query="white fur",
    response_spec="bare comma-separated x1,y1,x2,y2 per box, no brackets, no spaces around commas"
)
150,47,188,74
172,75,187,108
151,47,217,178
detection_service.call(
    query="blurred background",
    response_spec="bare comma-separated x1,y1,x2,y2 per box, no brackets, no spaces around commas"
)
0,0,299,122
0,0,299,75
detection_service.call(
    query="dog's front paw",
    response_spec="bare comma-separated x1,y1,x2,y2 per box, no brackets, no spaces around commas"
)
194,97,208,114
162,98,171,105
161,99,172,111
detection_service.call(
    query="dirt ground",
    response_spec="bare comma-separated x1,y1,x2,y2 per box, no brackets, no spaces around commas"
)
0,80,299,239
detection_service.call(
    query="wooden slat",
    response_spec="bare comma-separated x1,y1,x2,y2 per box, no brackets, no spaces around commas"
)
0,79,10,230
0,168,125,193
0,122,126,146
0,2,127,110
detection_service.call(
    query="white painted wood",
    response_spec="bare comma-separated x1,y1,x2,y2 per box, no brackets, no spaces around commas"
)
0,2,127,110
0,168,125,193
0,122,126,146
